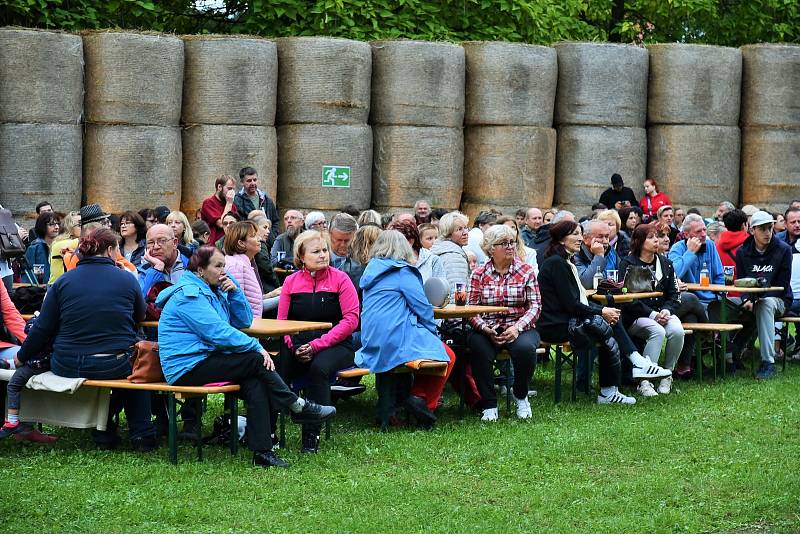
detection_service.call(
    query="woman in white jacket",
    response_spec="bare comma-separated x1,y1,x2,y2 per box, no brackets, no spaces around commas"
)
223,220,263,320
430,211,471,287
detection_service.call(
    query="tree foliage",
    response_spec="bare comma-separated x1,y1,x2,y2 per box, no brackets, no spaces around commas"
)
1,0,798,46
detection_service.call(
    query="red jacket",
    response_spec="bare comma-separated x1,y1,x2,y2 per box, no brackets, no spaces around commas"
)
0,282,27,350
640,191,672,219
277,266,359,355
716,229,749,275
200,194,237,246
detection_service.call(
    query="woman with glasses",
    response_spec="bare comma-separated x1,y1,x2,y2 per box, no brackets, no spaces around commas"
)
467,224,541,422
25,211,61,284
118,211,147,267
304,211,328,231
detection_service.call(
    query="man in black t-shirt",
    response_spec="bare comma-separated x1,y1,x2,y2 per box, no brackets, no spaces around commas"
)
599,173,638,211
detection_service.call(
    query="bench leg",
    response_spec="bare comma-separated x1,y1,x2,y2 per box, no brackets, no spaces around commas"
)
375,373,394,431
167,393,178,465
227,394,238,456
279,411,286,449
695,336,703,382
554,346,563,404
570,352,577,402
325,420,330,441
195,398,204,462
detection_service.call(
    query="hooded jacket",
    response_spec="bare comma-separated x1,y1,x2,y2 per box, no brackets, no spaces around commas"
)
355,257,448,373
430,238,470,287
416,247,446,284
734,235,792,306
225,253,263,318
156,271,259,383
715,229,749,275
0,282,26,350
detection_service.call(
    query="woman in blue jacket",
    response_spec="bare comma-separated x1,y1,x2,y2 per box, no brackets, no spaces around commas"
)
356,230,455,428
25,211,61,283
156,245,336,469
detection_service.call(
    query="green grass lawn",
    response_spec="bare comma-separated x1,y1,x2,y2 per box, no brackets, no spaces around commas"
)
1,363,799,533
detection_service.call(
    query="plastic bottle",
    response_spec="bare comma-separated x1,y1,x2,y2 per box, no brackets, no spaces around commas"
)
700,262,710,287
593,266,604,290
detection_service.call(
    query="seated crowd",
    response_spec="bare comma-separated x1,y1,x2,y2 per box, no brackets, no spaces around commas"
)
0,169,797,469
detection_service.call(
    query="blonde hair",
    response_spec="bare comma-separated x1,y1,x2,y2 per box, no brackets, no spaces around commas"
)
293,230,331,269
350,225,383,265
480,224,517,256
438,211,468,241
357,209,382,227
597,209,621,232
56,211,81,240
166,211,194,245
369,229,416,264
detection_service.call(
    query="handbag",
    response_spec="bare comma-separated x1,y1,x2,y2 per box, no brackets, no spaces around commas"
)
568,314,620,356
596,279,624,295
623,265,655,293
127,340,165,383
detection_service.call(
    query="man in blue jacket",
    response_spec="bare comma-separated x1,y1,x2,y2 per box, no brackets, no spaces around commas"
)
138,224,189,298
734,211,793,380
668,213,724,306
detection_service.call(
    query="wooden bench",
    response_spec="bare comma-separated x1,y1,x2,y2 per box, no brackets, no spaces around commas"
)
0,378,242,465
681,323,744,381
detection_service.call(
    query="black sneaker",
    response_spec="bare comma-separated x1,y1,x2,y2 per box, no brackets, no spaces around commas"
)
253,450,289,468
131,435,159,452
290,400,336,425
405,395,437,428
0,421,22,439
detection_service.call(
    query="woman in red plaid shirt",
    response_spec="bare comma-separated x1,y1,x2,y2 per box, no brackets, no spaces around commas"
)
467,225,541,422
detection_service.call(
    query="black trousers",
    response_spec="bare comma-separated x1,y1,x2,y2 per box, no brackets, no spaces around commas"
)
175,351,298,453
469,329,540,410
541,323,621,389
283,343,354,406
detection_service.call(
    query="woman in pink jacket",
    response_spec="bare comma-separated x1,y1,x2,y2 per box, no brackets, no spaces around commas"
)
223,221,263,320
278,230,359,453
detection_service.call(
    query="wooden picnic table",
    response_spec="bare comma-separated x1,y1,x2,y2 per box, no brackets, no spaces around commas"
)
433,304,509,319
590,291,663,304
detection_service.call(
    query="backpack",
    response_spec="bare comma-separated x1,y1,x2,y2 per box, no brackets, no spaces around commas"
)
11,286,47,314
145,281,173,321
0,208,25,259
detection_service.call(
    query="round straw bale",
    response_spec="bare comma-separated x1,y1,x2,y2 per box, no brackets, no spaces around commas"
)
370,40,465,127
0,29,84,124
182,37,277,126
181,125,277,215
554,43,648,127
741,127,800,211
83,124,182,213
83,32,184,126
555,126,646,212
277,124,372,212
647,44,741,126
463,42,557,127
741,44,800,128
462,126,556,214
647,125,740,209
0,123,82,219
276,37,372,125
372,125,463,211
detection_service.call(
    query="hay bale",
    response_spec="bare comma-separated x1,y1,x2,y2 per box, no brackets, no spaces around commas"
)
741,44,800,128
83,124,181,213
182,37,277,126
463,42,557,126
0,123,82,219
370,41,465,128
462,126,556,214
741,127,800,210
276,37,372,126
0,29,84,124
372,125,463,211
83,32,183,126
648,125,740,209
554,43,648,127
647,44,741,126
277,124,372,212
181,125,277,215
555,126,646,213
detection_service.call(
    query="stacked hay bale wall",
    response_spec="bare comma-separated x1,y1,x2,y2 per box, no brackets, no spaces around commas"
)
646,44,742,215
740,44,800,212
554,43,649,214
181,37,278,215
460,42,557,220
0,29,84,220
276,37,372,216
370,40,465,213
82,32,183,213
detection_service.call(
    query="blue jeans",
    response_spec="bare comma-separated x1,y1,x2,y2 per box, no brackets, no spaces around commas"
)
52,352,155,440
6,364,47,411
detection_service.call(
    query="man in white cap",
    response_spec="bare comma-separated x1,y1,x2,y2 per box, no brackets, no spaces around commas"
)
732,210,793,380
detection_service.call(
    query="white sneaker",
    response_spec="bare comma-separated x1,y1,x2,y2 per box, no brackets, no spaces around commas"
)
597,388,636,405
480,408,498,422
515,397,532,419
629,352,672,380
637,380,658,397
657,376,673,395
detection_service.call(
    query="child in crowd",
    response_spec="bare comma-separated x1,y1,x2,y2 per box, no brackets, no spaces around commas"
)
418,223,438,250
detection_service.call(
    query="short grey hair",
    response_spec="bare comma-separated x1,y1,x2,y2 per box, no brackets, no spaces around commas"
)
582,219,607,237
305,211,326,229
330,212,357,234
681,213,705,233
480,224,517,256
707,221,724,239
438,211,469,240
369,229,416,264
720,201,735,212
552,209,574,225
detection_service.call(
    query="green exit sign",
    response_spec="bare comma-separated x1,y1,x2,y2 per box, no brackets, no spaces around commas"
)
322,165,351,188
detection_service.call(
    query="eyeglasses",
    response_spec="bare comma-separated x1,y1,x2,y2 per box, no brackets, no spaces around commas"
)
146,237,173,248
120,221,133,227
310,221,328,229
493,241,517,249
47,221,60,227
